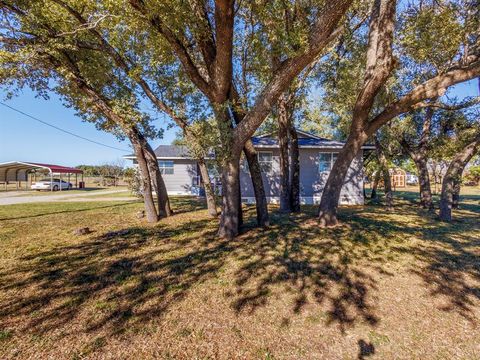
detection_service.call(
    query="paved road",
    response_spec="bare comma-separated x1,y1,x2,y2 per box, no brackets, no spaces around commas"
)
0,189,136,205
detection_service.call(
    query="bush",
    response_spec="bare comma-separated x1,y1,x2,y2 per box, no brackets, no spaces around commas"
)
464,165,480,186
124,167,143,198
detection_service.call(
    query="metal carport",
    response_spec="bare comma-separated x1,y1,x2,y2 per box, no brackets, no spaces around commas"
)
0,161,84,191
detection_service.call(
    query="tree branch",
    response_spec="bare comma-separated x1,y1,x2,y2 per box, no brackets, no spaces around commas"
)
232,0,352,153
366,60,480,136
211,0,234,102
189,0,216,71
128,0,212,96
56,14,116,37
415,96,480,111
351,0,396,132
46,0,193,135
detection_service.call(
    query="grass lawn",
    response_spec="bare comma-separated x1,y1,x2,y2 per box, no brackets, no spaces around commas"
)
0,190,479,359
81,190,135,199
10,187,124,197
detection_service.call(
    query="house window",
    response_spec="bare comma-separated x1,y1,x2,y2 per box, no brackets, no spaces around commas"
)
319,153,338,172
258,151,273,172
192,175,201,186
159,160,174,175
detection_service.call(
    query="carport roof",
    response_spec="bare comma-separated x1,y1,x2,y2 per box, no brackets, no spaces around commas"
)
0,161,83,175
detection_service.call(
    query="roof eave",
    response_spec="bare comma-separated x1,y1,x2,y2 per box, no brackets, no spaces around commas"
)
254,145,345,149
124,155,201,160
257,128,324,140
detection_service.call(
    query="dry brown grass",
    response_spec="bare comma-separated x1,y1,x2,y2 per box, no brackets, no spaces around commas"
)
0,191,479,359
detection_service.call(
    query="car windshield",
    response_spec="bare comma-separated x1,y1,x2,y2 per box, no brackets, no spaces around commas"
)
39,179,64,182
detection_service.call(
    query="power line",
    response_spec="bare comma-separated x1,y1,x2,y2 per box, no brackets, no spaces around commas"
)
0,102,130,152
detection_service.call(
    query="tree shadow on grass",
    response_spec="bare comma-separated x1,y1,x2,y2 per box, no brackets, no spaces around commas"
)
229,209,383,333
353,203,480,322
406,226,480,322
0,217,230,340
228,206,423,329
0,205,386,340
362,191,480,322
0,196,478,352
168,196,209,214
358,339,375,359
229,201,480,331
0,202,136,221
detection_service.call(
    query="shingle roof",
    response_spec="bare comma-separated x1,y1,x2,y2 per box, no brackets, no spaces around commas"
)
153,145,191,158
124,145,192,159
251,136,347,148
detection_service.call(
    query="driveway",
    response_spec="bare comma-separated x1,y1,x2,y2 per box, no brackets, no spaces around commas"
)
0,189,136,205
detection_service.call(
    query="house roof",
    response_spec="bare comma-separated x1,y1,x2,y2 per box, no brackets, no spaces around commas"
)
153,145,191,158
258,128,325,140
252,136,349,149
123,145,192,160
252,128,374,150
124,129,374,160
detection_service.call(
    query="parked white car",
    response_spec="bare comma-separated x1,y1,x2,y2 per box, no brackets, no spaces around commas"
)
31,178,72,191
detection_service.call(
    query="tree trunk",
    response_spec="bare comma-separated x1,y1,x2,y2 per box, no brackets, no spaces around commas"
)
243,140,270,226
400,142,434,211
440,132,480,222
371,171,380,200
318,136,364,226
146,152,171,217
129,135,159,223
289,124,301,212
399,103,435,212
197,159,218,217
375,137,394,211
413,157,434,211
452,179,461,209
440,174,459,222
218,158,241,239
382,168,394,211
143,141,172,217
238,174,243,227
318,0,396,226
415,105,434,210
278,95,291,212
440,173,462,221
230,102,270,227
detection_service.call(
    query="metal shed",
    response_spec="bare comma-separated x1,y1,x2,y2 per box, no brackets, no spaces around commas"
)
0,161,84,191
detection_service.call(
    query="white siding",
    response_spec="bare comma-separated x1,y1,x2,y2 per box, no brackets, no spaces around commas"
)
240,148,365,205
160,159,198,195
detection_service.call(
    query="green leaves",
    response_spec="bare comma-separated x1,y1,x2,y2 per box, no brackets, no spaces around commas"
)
399,3,465,70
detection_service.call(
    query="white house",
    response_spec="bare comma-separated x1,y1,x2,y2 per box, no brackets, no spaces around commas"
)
125,130,374,205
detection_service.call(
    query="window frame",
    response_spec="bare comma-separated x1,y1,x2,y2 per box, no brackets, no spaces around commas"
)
318,152,338,173
258,151,273,173
159,160,174,175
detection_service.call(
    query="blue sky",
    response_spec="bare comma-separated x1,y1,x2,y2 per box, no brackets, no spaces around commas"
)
0,80,478,167
0,89,178,167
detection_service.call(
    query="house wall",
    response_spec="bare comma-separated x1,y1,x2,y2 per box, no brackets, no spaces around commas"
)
240,148,365,205
299,148,364,205
158,159,198,195
240,148,282,199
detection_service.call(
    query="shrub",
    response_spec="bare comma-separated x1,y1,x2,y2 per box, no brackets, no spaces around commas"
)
124,167,143,198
